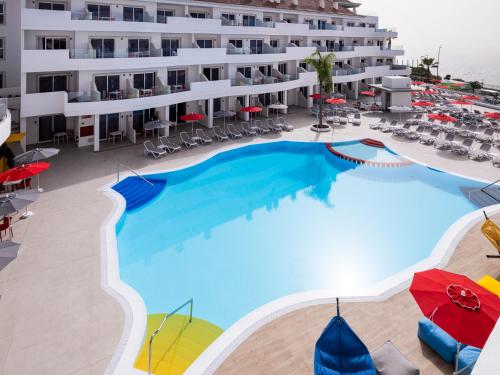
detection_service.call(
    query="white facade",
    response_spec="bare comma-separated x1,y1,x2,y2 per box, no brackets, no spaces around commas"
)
0,0,21,135
14,0,409,151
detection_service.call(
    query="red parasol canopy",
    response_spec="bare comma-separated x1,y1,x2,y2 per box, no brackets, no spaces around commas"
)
436,85,449,89
485,112,500,120
411,91,421,96
452,82,466,87
421,89,438,95
359,91,377,97
430,79,442,83
410,268,500,349
411,81,426,85
239,106,263,113
325,98,347,105
412,101,435,107
0,162,50,183
180,113,205,122
309,93,329,100
461,95,481,101
428,113,458,123
450,100,473,106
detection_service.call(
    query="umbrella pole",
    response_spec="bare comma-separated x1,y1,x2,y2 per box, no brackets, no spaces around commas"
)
454,342,460,374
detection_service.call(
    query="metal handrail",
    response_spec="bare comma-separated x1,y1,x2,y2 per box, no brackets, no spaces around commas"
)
116,162,154,186
468,178,500,202
148,299,194,375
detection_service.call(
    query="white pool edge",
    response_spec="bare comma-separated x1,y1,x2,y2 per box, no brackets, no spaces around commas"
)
98,138,500,375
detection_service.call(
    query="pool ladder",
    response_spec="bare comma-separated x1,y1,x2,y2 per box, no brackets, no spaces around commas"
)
148,298,194,375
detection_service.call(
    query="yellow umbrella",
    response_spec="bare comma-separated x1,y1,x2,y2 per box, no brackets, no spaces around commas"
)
481,211,500,258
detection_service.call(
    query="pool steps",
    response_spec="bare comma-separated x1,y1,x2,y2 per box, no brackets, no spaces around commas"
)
112,176,166,211
325,140,413,168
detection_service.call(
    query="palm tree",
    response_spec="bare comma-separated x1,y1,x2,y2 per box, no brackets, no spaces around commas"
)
304,51,334,129
419,56,439,80
468,81,482,93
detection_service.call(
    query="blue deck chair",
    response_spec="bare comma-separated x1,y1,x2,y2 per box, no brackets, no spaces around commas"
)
314,300,376,375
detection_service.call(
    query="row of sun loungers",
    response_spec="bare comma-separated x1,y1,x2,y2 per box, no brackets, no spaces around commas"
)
144,117,294,158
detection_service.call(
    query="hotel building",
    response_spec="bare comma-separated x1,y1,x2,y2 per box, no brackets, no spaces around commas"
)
14,0,410,151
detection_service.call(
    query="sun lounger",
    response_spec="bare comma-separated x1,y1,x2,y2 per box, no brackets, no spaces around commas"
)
180,132,198,149
380,120,398,133
195,129,213,144
450,138,474,156
476,128,495,143
159,136,181,153
253,120,270,134
352,113,361,126
227,124,243,139
419,130,441,145
277,117,294,131
492,155,500,167
370,118,387,130
392,123,412,136
477,275,500,297
143,140,167,158
434,134,455,150
405,126,424,140
469,143,492,161
241,122,257,136
265,119,282,133
213,126,229,142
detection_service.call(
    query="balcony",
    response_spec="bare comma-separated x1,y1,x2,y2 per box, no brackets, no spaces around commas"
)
221,16,274,28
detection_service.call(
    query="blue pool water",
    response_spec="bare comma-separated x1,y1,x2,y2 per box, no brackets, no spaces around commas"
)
333,141,404,163
116,141,481,330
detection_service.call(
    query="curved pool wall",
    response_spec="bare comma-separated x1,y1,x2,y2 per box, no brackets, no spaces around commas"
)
101,140,500,375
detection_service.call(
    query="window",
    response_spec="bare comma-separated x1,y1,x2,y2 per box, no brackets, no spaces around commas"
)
317,20,327,30
128,39,150,57
228,39,243,48
124,7,144,22
94,74,120,100
312,40,322,47
87,4,111,20
157,9,173,23
39,115,66,142
39,37,67,50
270,40,279,48
291,40,301,47
38,2,66,11
263,16,272,23
98,113,119,140
203,67,220,81
167,70,186,90
258,65,271,76
347,22,355,27
133,72,155,91
161,39,179,56
38,75,67,93
221,13,235,21
242,15,256,26
249,39,263,54
237,67,252,79
196,40,213,48
0,2,4,24
369,23,376,28
90,38,115,58
190,12,206,19
0,72,4,89
299,87,308,98
278,63,287,75
0,38,4,60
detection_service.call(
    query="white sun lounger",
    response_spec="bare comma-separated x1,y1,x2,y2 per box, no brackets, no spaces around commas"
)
180,132,198,149
144,140,167,158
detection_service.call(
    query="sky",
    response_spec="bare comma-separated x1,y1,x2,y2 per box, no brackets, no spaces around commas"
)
359,0,500,86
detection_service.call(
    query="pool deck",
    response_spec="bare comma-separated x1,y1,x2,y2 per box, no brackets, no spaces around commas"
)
0,107,499,374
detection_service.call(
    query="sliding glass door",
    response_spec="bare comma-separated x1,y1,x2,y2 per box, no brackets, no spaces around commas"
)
91,38,115,58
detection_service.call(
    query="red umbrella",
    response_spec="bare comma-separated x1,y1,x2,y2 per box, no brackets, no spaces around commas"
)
308,93,329,101
421,89,438,95
359,91,376,97
452,82,466,87
239,106,263,113
412,101,435,107
436,85,449,89
428,113,458,123
430,79,442,83
325,98,347,105
412,81,426,85
485,112,500,120
411,91,421,96
450,100,473,106
0,162,50,183
410,268,500,350
180,113,206,133
461,95,481,101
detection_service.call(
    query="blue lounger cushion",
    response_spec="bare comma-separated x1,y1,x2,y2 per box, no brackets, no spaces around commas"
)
457,346,481,375
417,318,458,363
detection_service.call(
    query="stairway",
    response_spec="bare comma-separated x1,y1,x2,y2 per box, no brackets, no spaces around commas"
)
112,176,166,212
461,187,500,208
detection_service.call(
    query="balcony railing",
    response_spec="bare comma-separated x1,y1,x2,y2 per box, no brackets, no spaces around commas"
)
221,16,274,28
69,48,162,59
71,10,155,22
231,74,299,87
391,64,409,70
333,67,365,76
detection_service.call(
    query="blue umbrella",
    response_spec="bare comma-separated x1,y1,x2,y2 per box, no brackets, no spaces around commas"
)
314,299,376,375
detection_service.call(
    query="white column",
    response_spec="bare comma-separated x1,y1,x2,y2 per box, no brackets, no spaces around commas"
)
353,82,359,100
283,90,288,114
20,117,27,152
307,85,314,108
241,95,250,121
207,98,214,128
93,115,100,152
158,106,170,137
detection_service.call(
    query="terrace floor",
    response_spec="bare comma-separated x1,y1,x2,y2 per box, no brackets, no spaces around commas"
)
0,107,498,374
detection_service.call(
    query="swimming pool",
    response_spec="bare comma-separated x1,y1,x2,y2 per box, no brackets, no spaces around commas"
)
113,141,483,374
